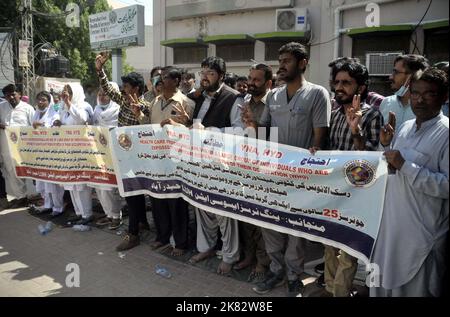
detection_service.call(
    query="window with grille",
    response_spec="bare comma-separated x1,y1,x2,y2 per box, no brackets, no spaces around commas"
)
215,43,254,62
173,46,207,65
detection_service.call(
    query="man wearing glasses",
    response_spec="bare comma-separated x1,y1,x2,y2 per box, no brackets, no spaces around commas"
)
371,67,448,297
379,55,429,129
186,56,244,275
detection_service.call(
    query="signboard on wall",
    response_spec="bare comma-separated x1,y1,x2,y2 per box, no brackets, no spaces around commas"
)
89,4,145,50
166,0,294,20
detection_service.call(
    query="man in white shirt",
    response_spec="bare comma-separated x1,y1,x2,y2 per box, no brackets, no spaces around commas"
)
0,84,35,208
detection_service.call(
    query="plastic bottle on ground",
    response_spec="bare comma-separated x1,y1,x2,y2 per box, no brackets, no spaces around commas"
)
38,221,53,235
72,224,91,232
155,264,172,279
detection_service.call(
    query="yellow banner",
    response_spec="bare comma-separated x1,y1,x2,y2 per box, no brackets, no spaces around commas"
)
6,126,117,187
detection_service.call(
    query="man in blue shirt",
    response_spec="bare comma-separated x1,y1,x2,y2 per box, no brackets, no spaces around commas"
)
379,55,429,128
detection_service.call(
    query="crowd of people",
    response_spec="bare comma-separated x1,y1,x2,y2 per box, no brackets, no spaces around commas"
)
0,42,448,297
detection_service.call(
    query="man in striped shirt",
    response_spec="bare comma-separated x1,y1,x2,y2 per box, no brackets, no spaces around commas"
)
96,52,152,252
321,60,383,296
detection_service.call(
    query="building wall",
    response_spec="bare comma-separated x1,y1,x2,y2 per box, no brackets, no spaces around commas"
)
125,25,154,82
153,0,449,92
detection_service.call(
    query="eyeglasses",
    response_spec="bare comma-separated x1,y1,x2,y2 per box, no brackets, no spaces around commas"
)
410,90,439,101
392,69,408,75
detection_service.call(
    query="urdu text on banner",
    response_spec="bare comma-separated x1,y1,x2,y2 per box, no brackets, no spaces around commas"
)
6,126,117,188
110,125,388,263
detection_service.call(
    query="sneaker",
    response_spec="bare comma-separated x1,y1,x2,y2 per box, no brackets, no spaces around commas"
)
252,271,285,295
116,234,140,252
108,218,122,230
314,262,325,274
287,279,304,297
96,217,112,227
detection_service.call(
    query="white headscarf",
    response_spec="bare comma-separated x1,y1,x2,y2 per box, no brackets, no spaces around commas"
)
32,92,60,127
93,82,120,127
67,83,87,107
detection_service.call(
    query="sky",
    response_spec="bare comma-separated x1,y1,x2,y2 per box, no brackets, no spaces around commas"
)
109,0,153,25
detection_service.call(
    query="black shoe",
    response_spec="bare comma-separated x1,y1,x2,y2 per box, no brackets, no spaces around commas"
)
9,197,29,209
252,271,284,295
314,262,324,274
75,215,94,225
316,273,325,287
287,279,304,297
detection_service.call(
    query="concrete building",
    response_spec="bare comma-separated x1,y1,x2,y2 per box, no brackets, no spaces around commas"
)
153,0,448,95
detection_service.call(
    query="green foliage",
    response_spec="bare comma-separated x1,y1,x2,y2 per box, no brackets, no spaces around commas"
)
0,0,135,87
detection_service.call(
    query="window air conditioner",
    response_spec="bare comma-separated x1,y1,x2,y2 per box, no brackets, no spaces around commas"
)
275,8,309,32
366,52,403,76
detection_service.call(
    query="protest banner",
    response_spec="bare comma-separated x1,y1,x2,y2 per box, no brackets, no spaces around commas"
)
6,126,116,188
111,125,388,263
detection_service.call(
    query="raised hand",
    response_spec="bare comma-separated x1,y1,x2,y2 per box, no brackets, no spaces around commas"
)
346,94,362,133
61,90,71,108
380,111,396,147
95,52,109,72
171,104,190,125
241,103,256,128
127,93,142,118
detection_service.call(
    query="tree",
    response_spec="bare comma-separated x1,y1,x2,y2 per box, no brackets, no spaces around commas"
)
0,0,135,88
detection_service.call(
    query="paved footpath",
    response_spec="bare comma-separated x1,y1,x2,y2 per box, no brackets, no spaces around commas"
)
0,205,333,297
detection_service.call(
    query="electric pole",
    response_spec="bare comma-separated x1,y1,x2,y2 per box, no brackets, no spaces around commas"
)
21,0,35,100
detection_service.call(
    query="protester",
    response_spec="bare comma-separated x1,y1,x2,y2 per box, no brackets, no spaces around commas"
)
371,68,448,297
237,63,273,283
144,66,163,103
136,66,195,256
186,56,244,275
91,83,125,230
54,84,94,226
180,71,196,95
96,52,152,251
0,84,35,208
244,42,331,297
32,91,65,217
318,60,383,297
379,54,429,128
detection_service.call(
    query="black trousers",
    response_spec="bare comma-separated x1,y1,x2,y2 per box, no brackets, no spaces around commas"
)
126,194,147,236
151,197,189,250
0,169,6,199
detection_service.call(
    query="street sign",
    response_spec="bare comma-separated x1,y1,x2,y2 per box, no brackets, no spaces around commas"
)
88,5,145,51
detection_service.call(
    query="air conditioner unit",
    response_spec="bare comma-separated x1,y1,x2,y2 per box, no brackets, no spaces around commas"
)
366,52,403,76
276,8,309,32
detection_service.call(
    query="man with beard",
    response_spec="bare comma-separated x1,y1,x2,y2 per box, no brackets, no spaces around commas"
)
379,55,429,129
0,84,35,208
236,63,273,283
245,42,331,297
371,68,448,297
186,56,243,275
318,60,383,297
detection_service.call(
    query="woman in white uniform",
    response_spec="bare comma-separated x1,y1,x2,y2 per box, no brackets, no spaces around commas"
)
32,91,65,217
91,83,125,230
54,84,94,225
